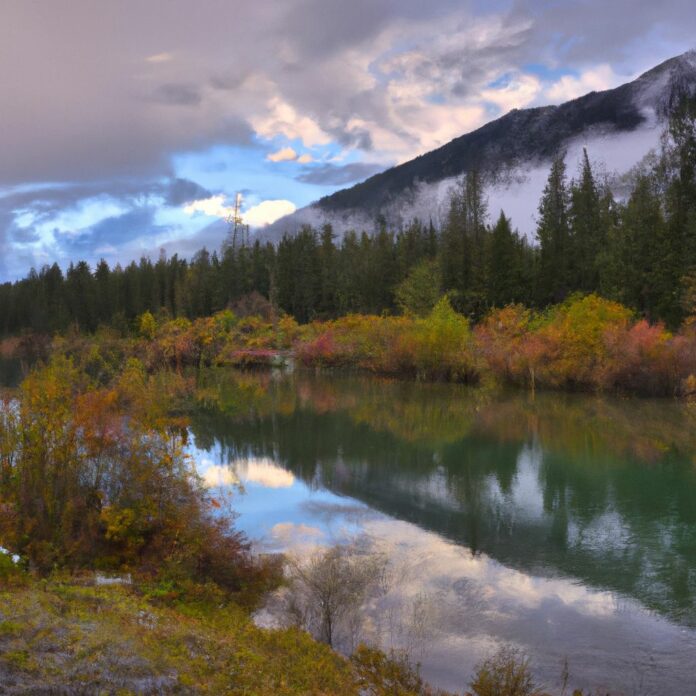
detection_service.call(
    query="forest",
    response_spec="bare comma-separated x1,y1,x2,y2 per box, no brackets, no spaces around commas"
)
1,100,695,338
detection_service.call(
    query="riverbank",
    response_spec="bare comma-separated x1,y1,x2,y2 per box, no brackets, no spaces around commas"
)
0,574,423,695
5,293,695,398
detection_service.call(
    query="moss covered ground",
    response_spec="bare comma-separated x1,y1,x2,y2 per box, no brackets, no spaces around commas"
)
0,577,362,695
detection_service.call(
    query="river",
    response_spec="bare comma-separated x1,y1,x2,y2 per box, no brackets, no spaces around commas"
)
186,369,696,695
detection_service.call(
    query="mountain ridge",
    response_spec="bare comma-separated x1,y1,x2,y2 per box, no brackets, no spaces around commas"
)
263,50,696,239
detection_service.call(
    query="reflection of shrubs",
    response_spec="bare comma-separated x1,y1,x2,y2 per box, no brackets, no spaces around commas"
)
467,647,548,696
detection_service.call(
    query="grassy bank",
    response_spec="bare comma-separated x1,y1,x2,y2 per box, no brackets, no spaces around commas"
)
0,575,412,695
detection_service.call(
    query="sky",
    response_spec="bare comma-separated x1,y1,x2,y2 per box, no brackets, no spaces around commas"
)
1,0,695,281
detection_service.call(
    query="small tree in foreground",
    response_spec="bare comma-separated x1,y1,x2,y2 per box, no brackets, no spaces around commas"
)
468,646,548,696
283,544,388,651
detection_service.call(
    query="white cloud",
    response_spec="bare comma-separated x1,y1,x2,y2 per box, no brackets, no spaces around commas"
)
244,199,296,227
297,153,313,164
267,146,299,162
545,64,620,103
481,73,542,112
145,52,174,64
183,194,297,227
202,464,239,488
183,194,231,218
251,97,331,148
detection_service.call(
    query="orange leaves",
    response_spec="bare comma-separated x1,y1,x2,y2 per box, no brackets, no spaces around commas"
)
475,295,696,395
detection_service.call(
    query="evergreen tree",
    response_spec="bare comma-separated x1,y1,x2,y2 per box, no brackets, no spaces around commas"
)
318,224,338,316
536,154,570,304
568,149,603,292
488,211,527,307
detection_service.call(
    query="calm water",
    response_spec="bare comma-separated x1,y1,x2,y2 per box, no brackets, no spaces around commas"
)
0,357,23,388
189,370,696,695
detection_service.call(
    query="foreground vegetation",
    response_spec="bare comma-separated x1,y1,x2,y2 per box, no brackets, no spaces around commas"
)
0,356,457,694
0,577,365,694
0,336,670,692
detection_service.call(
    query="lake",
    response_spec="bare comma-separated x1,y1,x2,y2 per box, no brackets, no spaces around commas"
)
188,369,696,695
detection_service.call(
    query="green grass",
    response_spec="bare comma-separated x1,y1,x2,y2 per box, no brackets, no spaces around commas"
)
0,577,362,695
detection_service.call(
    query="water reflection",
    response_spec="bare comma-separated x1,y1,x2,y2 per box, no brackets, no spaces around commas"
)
0,357,23,388
189,370,696,693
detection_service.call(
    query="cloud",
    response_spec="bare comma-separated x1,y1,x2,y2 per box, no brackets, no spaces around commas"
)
2,0,696,277
268,146,299,162
296,162,384,185
163,178,212,206
545,65,621,103
3,0,694,187
184,194,297,227
244,199,297,227
481,73,542,111
146,52,174,63
153,82,202,106
251,97,331,148
184,194,232,218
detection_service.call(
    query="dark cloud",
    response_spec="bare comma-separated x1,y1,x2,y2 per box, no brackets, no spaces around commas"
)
153,83,203,106
296,162,385,185
161,178,212,206
61,208,167,256
0,177,213,279
1,0,693,188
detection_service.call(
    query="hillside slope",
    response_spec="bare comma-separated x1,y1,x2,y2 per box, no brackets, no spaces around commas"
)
263,50,696,238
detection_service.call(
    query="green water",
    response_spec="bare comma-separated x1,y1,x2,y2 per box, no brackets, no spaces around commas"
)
192,370,696,691
0,357,23,388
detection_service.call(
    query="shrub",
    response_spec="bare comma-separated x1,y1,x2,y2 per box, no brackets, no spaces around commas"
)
467,646,547,696
0,356,269,600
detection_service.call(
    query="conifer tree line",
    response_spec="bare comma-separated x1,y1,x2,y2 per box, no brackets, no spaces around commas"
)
1,99,695,335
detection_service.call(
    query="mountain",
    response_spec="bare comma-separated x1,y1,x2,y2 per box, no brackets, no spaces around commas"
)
263,50,696,239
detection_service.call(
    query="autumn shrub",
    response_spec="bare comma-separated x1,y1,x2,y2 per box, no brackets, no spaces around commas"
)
475,305,536,385
351,645,453,696
599,319,682,395
297,299,477,382
147,316,195,369
533,295,634,389
296,315,388,368
391,297,478,381
467,646,547,696
0,356,267,599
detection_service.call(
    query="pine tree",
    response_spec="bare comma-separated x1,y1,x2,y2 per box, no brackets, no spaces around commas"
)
488,211,518,307
536,154,570,305
568,149,603,292
318,224,338,317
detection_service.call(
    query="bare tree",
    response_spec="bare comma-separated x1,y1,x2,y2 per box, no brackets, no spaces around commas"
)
283,544,388,651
